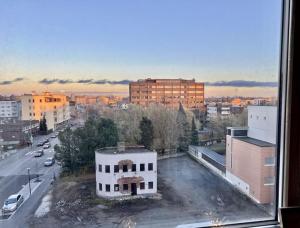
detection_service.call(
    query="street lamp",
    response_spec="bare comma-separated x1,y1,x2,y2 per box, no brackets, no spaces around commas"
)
27,168,32,195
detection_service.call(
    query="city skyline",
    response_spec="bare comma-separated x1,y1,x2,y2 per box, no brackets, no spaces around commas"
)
0,0,282,97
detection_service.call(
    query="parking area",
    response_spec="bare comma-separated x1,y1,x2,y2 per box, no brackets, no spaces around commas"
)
28,155,272,228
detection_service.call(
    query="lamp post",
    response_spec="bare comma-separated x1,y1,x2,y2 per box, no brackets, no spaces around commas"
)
27,168,32,195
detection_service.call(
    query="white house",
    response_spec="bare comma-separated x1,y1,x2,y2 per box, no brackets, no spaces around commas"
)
95,144,157,198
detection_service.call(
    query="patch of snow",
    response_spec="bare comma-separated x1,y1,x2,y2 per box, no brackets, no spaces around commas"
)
34,191,52,218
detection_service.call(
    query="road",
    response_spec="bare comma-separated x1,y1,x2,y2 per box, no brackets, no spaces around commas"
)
0,132,61,228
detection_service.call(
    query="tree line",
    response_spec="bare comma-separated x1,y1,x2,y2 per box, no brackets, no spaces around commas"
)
55,103,200,174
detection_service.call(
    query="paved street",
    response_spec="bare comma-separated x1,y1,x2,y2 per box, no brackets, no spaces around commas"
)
0,132,61,228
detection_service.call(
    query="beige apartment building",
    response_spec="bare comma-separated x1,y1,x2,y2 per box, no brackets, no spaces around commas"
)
226,106,277,204
21,92,70,131
129,78,204,109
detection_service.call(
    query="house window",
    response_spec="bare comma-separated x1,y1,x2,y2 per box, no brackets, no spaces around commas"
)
132,164,136,172
264,157,275,166
148,163,153,171
264,177,275,186
140,164,145,171
105,165,110,173
148,182,153,189
114,165,119,173
98,183,102,191
98,164,102,172
114,184,119,192
105,184,110,192
123,184,128,191
140,182,145,190
123,165,128,172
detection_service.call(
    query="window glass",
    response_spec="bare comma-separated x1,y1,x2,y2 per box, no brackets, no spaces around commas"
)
140,164,145,171
1,0,283,227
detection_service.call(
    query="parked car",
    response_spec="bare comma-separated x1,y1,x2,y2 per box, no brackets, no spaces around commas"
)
2,194,24,213
44,157,55,166
37,142,44,147
34,150,44,157
43,143,51,149
51,135,57,138
43,139,49,144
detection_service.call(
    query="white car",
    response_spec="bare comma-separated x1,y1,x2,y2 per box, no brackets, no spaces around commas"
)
43,143,51,149
2,194,24,213
44,157,55,166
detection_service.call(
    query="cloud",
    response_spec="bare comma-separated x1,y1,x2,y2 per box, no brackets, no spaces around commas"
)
0,77,25,85
39,79,58,84
77,79,93,84
90,79,133,85
37,78,133,85
57,79,73,84
205,80,278,88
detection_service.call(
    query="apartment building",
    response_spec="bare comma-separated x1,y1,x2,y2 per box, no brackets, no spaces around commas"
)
20,92,70,131
129,78,204,109
0,120,39,149
226,106,277,204
0,99,21,120
95,144,157,198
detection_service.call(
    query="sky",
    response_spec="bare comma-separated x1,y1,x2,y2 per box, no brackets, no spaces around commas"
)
0,0,282,97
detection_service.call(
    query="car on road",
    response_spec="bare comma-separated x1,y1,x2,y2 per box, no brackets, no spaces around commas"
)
44,157,55,166
2,194,24,213
51,135,57,138
43,143,51,149
37,142,44,147
34,149,44,157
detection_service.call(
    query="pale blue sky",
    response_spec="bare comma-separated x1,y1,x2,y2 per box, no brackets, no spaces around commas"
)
0,0,282,95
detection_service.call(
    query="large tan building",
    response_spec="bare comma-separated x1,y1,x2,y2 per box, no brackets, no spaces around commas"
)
129,78,204,109
21,92,70,131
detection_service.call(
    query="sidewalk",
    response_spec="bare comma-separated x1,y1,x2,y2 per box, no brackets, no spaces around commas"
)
0,150,17,161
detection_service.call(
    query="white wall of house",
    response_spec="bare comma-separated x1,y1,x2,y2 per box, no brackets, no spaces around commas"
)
247,106,277,144
95,151,157,198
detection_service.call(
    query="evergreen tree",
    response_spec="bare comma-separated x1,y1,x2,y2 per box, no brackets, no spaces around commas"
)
39,115,47,133
54,117,119,174
176,103,190,152
139,117,154,150
191,117,199,146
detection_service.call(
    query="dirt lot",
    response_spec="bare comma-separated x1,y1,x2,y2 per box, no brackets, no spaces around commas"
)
28,156,272,228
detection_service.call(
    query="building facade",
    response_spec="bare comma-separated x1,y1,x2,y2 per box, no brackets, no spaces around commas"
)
20,92,70,131
0,100,21,121
0,120,39,149
129,78,204,109
95,145,157,198
226,106,277,204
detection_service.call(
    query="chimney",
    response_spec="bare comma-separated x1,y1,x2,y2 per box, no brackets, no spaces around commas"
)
117,142,125,152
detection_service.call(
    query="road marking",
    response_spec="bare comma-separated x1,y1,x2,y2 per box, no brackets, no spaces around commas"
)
25,151,34,156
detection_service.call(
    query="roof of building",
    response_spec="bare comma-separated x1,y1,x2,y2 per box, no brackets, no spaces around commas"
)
190,145,225,166
234,136,275,147
96,146,156,155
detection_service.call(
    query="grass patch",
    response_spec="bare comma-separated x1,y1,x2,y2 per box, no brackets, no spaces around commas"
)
208,142,226,155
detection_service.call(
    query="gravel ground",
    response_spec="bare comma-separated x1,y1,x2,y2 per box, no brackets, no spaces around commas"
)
28,155,272,228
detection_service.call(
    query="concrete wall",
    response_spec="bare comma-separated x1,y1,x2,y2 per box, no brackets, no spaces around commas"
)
247,106,277,144
228,138,275,204
95,151,157,198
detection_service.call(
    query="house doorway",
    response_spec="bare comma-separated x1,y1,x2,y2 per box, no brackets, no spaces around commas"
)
131,183,137,195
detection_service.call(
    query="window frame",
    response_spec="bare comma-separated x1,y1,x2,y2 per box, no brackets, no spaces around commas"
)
187,0,294,227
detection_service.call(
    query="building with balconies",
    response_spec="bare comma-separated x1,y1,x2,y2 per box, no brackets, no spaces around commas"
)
95,144,157,198
20,92,70,131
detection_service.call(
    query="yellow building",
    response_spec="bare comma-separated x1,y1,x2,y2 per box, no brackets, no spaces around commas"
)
21,92,70,131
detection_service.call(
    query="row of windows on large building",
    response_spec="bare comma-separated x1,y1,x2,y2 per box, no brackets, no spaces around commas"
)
98,163,153,173
98,181,154,192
